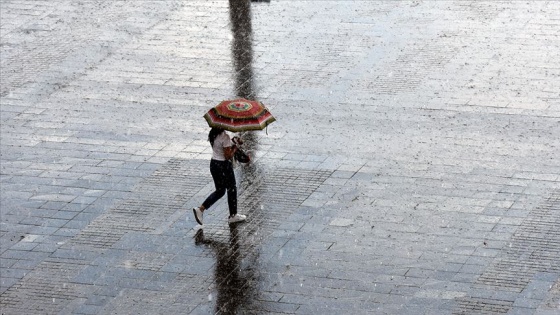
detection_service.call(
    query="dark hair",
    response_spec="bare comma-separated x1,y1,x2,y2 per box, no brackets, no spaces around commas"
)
208,127,224,147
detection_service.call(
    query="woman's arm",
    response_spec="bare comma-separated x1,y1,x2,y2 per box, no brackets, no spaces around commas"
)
223,145,237,160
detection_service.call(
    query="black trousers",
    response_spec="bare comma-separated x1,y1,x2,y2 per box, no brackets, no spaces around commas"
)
202,159,237,216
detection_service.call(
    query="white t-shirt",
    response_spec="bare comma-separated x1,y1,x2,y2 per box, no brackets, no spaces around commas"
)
212,131,233,161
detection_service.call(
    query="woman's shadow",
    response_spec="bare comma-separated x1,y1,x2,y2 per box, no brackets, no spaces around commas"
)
194,226,259,314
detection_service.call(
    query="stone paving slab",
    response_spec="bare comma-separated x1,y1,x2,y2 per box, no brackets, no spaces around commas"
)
2,0,560,314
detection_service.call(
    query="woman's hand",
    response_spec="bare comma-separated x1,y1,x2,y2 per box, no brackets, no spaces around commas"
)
232,136,243,145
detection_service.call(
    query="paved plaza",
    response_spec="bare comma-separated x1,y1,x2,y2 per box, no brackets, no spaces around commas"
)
1,0,560,314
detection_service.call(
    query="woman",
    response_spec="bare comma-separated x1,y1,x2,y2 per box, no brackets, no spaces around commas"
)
192,127,246,225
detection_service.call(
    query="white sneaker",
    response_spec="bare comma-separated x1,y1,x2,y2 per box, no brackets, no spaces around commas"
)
193,207,203,225
228,214,246,224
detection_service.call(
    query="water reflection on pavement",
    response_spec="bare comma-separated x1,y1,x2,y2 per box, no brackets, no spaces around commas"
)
195,227,260,314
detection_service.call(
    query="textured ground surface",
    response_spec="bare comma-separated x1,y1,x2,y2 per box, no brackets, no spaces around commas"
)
1,1,560,314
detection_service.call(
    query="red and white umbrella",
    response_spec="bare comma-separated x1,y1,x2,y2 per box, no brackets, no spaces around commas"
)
203,98,276,132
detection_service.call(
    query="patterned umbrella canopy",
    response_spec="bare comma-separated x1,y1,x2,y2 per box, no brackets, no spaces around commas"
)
204,98,276,132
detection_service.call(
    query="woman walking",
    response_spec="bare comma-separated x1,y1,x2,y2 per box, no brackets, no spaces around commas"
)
192,127,246,225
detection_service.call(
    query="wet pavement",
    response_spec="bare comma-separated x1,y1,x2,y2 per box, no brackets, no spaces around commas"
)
1,0,560,314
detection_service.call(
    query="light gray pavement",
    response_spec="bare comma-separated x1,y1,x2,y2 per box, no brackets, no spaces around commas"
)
1,1,560,314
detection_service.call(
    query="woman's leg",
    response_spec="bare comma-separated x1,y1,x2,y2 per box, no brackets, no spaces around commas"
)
223,161,237,216
201,188,226,210
226,186,237,216
201,160,227,210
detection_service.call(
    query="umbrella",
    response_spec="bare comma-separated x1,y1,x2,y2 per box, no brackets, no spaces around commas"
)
204,98,276,132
